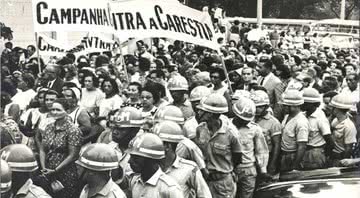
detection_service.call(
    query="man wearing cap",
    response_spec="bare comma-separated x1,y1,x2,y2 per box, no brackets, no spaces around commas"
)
0,144,51,198
279,90,309,172
76,144,126,198
329,94,357,166
251,90,282,175
195,93,242,198
301,88,335,170
125,133,184,198
155,121,212,198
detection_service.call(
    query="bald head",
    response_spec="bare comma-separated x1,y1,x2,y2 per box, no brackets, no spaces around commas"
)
44,64,60,80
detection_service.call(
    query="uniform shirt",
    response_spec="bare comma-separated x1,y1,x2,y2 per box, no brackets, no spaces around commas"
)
176,137,206,170
14,179,51,198
79,179,126,198
256,112,282,152
331,117,357,154
205,115,242,173
129,168,184,198
307,108,331,147
236,122,269,173
183,116,198,139
173,99,195,121
164,156,212,198
281,112,309,152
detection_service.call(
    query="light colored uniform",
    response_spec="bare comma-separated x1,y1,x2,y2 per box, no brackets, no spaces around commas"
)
302,108,331,170
280,112,309,172
331,117,357,157
235,122,269,198
176,137,206,170
256,113,281,157
202,115,241,198
164,156,212,198
183,116,198,139
128,168,184,198
79,179,126,198
14,179,51,198
172,100,195,121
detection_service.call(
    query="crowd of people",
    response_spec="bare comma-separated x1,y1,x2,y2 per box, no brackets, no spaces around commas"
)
1,15,360,198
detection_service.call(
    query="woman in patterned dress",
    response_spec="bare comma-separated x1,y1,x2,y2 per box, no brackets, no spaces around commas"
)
39,98,83,198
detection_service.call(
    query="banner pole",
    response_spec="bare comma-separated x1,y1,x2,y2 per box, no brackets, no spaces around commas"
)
220,53,233,95
34,32,42,74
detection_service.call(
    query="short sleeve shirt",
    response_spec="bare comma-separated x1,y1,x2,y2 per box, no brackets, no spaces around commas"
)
256,113,282,152
281,113,309,152
307,108,331,147
206,116,242,173
79,179,126,198
331,117,357,154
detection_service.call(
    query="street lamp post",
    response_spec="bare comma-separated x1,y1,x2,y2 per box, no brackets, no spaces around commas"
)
340,0,345,19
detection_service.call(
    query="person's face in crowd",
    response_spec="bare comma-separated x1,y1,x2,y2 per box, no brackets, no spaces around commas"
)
242,68,253,83
331,68,343,77
308,60,316,67
301,60,308,69
318,54,327,62
344,66,355,76
43,66,57,80
111,127,128,143
162,68,170,79
210,72,222,86
323,97,333,117
229,41,236,48
230,72,241,83
84,76,94,90
229,51,236,59
330,62,337,70
90,55,97,68
256,64,268,77
129,154,147,173
149,63,157,71
251,48,259,55
128,85,140,100
191,100,201,120
50,102,67,120
102,81,114,96
27,46,35,57
37,92,46,107
289,48,296,56
17,79,27,91
190,53,199,63
255,105,268,116
141,91,155,109
149,73,162,83
289,57,296,66
259,37,265,43
45,94,57,110
337,55,345,62
346,74,358,91
170,90,185,103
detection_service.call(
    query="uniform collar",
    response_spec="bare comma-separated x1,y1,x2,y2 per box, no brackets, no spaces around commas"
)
94,179,114,197
309,108,321,118
16,179,33,196
171,156,181,169
145,168,163,186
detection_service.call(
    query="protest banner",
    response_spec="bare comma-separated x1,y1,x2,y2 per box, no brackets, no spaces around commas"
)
37,33,71,56
32,0,114,33
81,32,119,53
110,0,218,50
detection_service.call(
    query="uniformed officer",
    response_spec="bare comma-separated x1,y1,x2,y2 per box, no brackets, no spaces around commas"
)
154,105,207,177
1,159,12,198
279,90,309,172
301,88,335,170
125,133,184,198
328,94,357,166
251,90,281,175
76,143,126,198
154,120,212,198
168,75,195,120
232,97,269,198
195,93,242,198
97,107,144,182
0,144,51,198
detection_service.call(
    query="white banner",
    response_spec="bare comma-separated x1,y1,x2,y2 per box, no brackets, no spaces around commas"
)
32,0,218,49
37,33,70,56
110,0,218,49
32,0,113,33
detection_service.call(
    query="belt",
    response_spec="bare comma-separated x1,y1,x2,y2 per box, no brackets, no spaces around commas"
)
281,150,296,154
306,145,325,150
208,171,231,181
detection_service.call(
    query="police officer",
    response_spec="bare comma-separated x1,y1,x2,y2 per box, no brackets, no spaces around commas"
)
168,75,195,120
301,88,335,170
0,144,51,198
279,90,309,172
232,97,269,198
76,143,126,198
195,93,242,198
328,94,357,166
251,90,281,175
1,159,12,198
154,105,207,177
125,133,184,198
154,120,212,198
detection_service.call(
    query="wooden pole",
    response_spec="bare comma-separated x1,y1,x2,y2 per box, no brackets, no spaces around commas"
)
220,53,233,95
34,32,42,74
